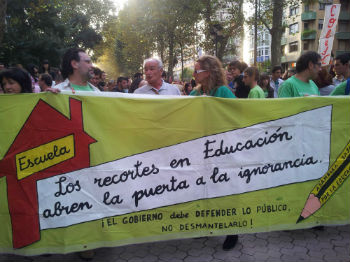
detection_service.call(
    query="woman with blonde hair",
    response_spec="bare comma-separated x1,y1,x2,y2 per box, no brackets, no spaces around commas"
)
190,55,237,250
190,55,235,98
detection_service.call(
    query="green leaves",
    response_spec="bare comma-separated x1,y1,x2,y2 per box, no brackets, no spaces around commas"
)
1,0,115,67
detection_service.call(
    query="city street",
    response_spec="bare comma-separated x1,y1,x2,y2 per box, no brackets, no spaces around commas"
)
1,225,349,262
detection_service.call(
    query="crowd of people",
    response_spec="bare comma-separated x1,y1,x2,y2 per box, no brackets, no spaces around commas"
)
0,48,349,260
1,49,349,98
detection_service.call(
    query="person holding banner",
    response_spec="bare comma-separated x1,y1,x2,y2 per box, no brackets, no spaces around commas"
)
134,58,181,95
54,48,101,93
190,55,237,250
0,67,33,93
190,55,235,98
278,51,321,97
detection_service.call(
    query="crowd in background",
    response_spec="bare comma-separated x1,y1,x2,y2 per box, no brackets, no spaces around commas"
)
0,51,349,97
0,48,349,260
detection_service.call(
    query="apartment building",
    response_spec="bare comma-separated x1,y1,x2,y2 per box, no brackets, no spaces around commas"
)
248,26,271,66
281,0,350,70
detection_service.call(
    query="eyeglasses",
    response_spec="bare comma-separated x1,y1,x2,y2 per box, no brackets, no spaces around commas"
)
194,69,207,74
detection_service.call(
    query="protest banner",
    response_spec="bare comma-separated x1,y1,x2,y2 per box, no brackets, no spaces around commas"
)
318,4,341,66
0,93,349,256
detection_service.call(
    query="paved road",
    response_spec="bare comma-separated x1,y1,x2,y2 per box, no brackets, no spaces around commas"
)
1,225,349,262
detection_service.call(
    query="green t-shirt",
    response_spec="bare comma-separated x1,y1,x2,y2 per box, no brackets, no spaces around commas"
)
264,90,268,98
330,81,347,96
278,76,320,97
248,85,265,99
70,83,93,91
190,85,236,98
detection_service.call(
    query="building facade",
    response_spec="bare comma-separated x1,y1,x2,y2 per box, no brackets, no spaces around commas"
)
281,0,350,70
248,26,271,66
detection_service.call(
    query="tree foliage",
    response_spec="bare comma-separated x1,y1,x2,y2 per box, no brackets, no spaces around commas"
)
200,0,244,62
0,0,115,67
246,0,302,68
106,0,244,78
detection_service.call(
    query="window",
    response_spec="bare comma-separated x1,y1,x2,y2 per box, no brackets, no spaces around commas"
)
289,41,298,52
319,0,333,10
289,23,299,34
318,19,324,30
265,48,269,56
338,40,347,50
290,6,299,16
339,21,348,32
340,0,349,9
303,42,309,50
281,46,286,56
265,32,270,42
304,22,309,30
304,5,309,12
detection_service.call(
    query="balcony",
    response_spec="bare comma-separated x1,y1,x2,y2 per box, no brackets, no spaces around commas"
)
335,32,350,40
339,11,350,21
336,51,350,57
301,30,316,40
301,11,316,21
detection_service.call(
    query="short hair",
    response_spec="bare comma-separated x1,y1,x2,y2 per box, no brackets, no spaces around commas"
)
144,58,163,69
241,62,248,72
244,66,260,82
228,60,242,72
0,67,33,93
133,72,143,79
272,65,283,73
296,51,321,73
40,73,53,87
117,76,127,84
61,47,86,79
93,67,102,77
335,53,350,65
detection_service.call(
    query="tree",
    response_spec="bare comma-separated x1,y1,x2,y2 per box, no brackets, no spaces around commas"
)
145,0,202,78
257,0,285,67
0,0,115,67
0,0,6,46
200,0,244,62
247,0,301,67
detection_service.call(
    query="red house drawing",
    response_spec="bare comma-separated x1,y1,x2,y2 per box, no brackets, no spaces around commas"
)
0,97,96,248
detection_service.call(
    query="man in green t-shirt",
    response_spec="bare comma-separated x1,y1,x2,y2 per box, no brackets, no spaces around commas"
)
243,66,265,98
278,51,321,97
54,48,100,93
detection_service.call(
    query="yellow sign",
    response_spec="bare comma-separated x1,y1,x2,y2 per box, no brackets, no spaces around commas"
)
15,135,75,180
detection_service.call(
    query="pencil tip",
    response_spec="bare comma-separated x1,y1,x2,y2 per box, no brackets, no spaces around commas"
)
296,215,304,224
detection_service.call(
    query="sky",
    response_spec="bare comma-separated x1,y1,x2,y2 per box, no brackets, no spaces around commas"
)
111,0,128,12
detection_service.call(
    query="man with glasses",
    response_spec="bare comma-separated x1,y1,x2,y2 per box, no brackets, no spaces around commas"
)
278,51,321,97
54,48,100,93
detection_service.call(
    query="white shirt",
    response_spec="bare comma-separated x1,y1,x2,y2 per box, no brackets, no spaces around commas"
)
55,79,100,92
270,78,284,98
134,81,181,95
